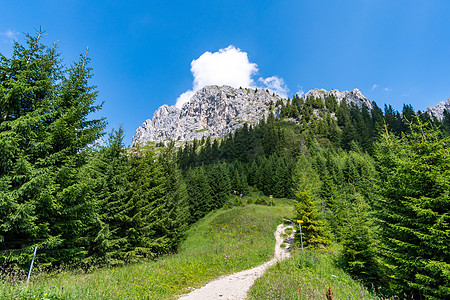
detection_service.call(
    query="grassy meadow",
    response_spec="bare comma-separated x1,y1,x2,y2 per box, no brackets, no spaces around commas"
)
0,202,292,299
248,247,391,300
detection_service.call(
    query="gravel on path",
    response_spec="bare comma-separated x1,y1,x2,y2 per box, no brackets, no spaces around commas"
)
178,222,294,300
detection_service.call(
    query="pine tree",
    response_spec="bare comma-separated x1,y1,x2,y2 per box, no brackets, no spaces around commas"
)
292,155,330,248
375,121,450,299
186,166,214,223
341,191,380,284
0,33,105,265
207,163,231,209
158,142,190,251
84,127,132,265
127,147,168,260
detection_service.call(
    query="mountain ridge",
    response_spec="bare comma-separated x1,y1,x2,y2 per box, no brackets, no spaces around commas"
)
427,98,450,121
132,85,447,146
132,85,284,146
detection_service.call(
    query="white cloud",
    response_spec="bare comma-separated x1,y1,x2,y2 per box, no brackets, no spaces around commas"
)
296,87,305,97
175,45,289,108
258,76,289,99
1,29,19,43
384,87,391,92
371,84,378,90
191,46,258,91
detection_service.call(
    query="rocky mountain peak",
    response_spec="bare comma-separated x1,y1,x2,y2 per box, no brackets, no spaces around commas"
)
304,88,373,110
427,98,450,121
132,85,283,146
132,86,377,146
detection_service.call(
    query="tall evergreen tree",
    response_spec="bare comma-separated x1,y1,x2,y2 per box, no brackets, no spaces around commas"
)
207,163,231,209
185,166,214,223
375,121,450,299
0,33,105,264
84,127,132,265
292,155,330,248
127,147,168,260
158,142,190,252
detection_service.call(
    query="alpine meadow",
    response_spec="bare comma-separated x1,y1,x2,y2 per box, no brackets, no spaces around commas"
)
1,29,450,300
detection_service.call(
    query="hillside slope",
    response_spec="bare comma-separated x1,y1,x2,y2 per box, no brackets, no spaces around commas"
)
3,203,292,299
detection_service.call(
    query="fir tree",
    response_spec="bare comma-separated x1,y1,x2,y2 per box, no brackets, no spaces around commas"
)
84,127,132,265
0,33,105,265
127,147,168,260
186,166,213,223
375,121,450,299
207,163,231,209
292,155,330,248
341,191,380,285
158,142,190,251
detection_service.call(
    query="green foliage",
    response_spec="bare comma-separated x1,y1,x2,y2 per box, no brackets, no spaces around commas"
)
340,192,380,285
185,166,214,223
127,147,168,260
1,204,292,299
375,121,450,299
248,249,383,300
84,127,132,265
0,32,105,266
292,155,330,249
158,142,190,252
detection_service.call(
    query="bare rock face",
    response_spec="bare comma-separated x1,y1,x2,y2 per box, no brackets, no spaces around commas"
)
304,88,373,110
132,86,377,146
427,99,450,121
132,85,283,146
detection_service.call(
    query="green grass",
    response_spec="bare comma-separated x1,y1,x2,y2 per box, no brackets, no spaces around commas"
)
1,203,293,299
284,227,293,235
248,248,387,300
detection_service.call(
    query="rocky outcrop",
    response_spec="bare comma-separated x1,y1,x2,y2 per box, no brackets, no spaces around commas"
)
132,86,378,146
132,85,283,146
304,88,373,110
427,99,450,121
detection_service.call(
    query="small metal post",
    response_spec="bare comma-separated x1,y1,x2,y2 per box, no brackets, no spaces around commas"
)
26,246,38,285
299,223,304,251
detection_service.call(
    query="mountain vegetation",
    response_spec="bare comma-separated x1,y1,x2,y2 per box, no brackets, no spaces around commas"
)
1,33,450,299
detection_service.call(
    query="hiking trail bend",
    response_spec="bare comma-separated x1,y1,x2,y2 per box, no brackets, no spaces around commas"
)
178,222,294,300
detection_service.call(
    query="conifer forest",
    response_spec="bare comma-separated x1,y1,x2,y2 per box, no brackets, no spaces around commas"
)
1,34,449,299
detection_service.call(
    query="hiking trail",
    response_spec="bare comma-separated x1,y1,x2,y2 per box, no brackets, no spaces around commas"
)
178,222,294,300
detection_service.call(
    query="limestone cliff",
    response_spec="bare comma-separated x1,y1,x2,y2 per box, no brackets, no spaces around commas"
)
132,86,375,146
427,98,450,121
132,86,283,146
304,88,373,110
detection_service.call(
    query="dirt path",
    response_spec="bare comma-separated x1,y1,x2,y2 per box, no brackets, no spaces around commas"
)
178,222,294,300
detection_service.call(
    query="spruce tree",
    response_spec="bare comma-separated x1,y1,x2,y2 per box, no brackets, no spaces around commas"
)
127,147,168,260
158,142,190,251
0,33,105,265
186,166,214,223
376,121,450,299
341,191,380,284
292,155,330,248
84,127,132,265
207,163,231,209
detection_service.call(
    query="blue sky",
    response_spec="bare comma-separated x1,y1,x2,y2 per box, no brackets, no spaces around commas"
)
1,1,449,145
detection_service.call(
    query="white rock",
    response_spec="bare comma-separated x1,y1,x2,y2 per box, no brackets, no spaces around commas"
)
304,88,373,110
427,98,450,121
132,86,377,146
132,86,283,146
